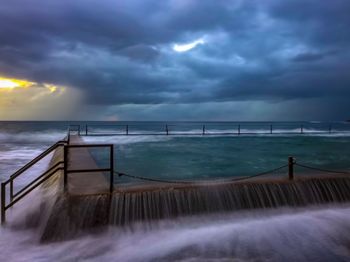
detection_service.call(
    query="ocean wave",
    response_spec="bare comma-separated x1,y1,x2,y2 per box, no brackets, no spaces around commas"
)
0,146,52,183
0,148,45,161
0,130,65,144
0,205,349,261
83,135,172,145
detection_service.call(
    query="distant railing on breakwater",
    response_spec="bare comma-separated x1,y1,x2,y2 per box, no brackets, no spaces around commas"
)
67,122,350,136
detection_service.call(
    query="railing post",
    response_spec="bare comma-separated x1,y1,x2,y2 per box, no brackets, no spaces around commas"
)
166,124,169,135
270,124,273,134
78,125,81,136
126,125,129,135
110,145,114,194
63,145,68,193
300,125,303,134
85,125,88,136
1,182,6,224
288,156,294,181
238,124,241,135
202,125,205,135
10,180,13,202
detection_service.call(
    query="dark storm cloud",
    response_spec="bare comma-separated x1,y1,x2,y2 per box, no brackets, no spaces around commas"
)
269,0,350,47
291,52,326,62
0,0,350,119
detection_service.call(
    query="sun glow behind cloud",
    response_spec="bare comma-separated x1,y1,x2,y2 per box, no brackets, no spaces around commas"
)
173,38,205,52
0,77,35,89
0,76,63,94
0,75,83,120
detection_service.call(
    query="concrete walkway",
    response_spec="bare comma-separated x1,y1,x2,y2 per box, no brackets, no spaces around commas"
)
67,135,110,195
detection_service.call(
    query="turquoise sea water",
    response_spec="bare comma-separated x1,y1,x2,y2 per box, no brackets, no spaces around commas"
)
1,121,350,182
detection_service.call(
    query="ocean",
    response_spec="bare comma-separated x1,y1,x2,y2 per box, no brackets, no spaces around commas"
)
1,121,350,261
1,121,350,181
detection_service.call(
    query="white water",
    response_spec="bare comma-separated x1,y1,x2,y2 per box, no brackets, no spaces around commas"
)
1,205,349,261
1,124,350,261
0,131,64,144
83,134,172,145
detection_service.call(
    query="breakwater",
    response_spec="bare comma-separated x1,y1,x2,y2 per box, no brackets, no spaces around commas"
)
40,175,350,241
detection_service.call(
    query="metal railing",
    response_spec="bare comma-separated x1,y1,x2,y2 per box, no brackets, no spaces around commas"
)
63,144,114,194
68,125,81,136
1,127,74,224
73,122,350,136
1,140,68,224
1,132,115,224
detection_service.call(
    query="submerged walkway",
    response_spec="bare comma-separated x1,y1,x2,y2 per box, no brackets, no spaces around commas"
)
67,135,109,195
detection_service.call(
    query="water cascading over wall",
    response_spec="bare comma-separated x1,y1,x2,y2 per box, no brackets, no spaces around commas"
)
40,176,350,242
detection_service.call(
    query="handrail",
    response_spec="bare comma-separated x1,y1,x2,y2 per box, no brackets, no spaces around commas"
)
63,143,114,193
4,166,63,210
1,135,115,223
10,141,66,180
68,125,81,136
1,136,67,224
11,161,64,198
66,127,71,144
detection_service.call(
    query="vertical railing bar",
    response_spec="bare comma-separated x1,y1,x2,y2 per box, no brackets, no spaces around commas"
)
126,125,129,135
288,156,294,180
10,180,13,202
238,124,241,135
202,125,205,135
110,145,114,193
1,183,6,224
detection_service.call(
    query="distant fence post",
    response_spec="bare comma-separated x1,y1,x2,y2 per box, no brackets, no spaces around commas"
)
300,125,304,134
270,124,273,134
85,125,88,136
202,125,205,135
63,145,68,193
1,182,5,224
110,145,114,193
238,124,241,135
288,156,294,181
126,125,129,135
166,124,169,135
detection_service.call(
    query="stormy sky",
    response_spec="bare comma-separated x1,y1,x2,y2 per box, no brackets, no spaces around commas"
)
0,0,350,120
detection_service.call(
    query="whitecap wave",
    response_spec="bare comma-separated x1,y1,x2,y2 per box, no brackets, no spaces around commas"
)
1,205,349,261
0,130,65,144
83,135,173,145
